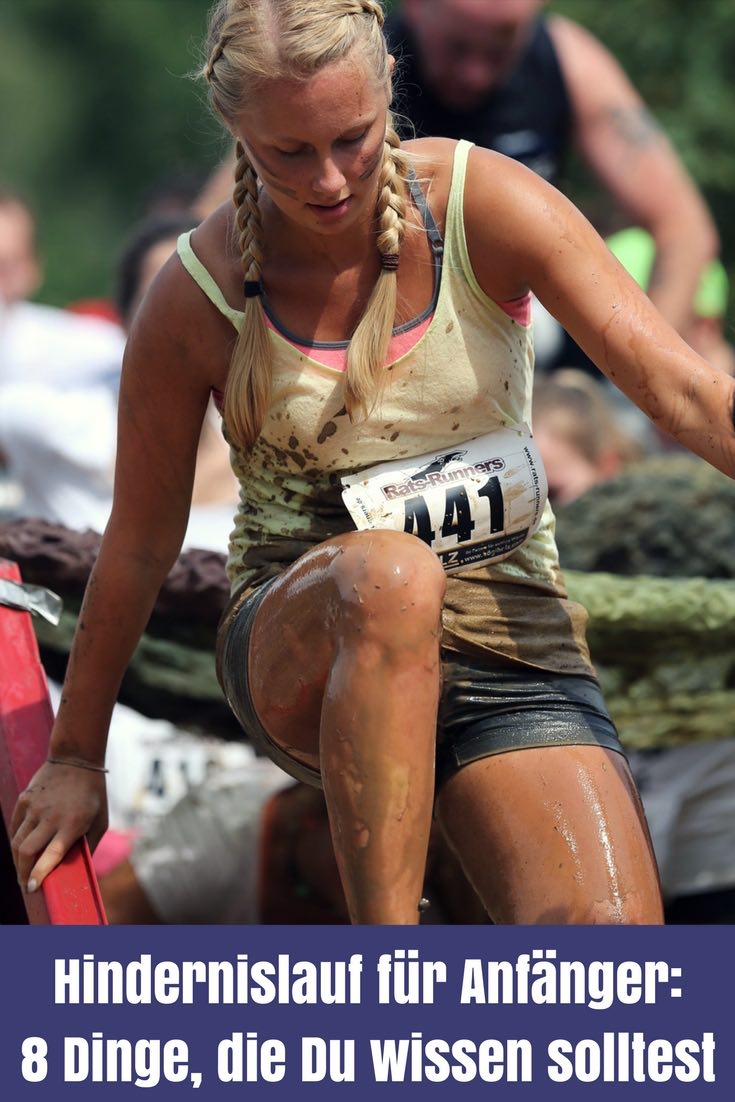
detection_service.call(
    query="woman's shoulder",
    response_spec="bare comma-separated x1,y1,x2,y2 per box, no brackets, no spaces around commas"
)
125,205,238,390
402,135,457,164
400,137,536,226
186,203,243,305
401,139,565,304
402,136,521,185
401,136,456,232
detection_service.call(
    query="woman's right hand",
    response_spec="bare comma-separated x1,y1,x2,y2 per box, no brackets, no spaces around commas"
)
10,760,108,893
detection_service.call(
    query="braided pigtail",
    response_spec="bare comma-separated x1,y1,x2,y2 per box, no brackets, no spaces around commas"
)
222,141,272,449
344,114,409,419
202,0,401,438
356,0,385,25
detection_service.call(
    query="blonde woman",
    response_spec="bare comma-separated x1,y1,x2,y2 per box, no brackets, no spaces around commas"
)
12,0,735,925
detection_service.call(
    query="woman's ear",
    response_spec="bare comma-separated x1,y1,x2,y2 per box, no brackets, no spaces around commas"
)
387,54,396,104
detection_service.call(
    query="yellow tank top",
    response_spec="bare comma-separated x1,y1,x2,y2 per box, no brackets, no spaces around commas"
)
177,140,593,676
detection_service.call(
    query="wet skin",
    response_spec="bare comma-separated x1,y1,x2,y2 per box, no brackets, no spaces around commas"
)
436,744,663,924
248,530,445,925
246,530,663,925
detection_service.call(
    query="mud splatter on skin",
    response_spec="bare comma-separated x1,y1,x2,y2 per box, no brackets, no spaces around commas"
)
386,765,411,825
358,142,384,182
327,735,371,853
339,756,364,799
254,159,299,200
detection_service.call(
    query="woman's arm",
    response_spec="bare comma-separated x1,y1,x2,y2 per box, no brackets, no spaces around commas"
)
11,254,225,892
548,15,718,336
462,147,735,478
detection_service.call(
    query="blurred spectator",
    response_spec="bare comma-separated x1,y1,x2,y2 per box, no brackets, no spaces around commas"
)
1,200,237,544
385,0,718,356
98,762,349,925
192,146,238,220
0,189,125,529
117,211,200,328
532,369,645,506
140,168,212,220
0,190,124,388
627,740,735,924
1,204,243,869
98,763,487,925
606,226,735,378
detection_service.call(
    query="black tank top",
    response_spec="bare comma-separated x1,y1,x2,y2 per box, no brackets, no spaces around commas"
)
386,15,572,188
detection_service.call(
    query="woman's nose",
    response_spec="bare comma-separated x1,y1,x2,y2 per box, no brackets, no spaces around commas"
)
313,156,347,197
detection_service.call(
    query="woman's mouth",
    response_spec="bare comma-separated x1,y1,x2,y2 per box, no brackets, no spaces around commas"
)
307,197,352,221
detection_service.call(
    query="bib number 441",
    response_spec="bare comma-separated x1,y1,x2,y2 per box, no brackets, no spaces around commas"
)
403,476,504,548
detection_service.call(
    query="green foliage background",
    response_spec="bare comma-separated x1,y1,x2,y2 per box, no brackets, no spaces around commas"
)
551,0,735,332
1,0,734,329
0,0,224,306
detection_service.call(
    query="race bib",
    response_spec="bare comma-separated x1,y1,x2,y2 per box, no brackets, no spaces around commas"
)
341,426,547,574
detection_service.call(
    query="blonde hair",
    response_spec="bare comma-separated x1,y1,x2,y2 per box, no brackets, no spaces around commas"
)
202,0,408,449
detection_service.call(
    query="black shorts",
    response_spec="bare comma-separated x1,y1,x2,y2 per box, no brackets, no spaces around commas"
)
217,578,625,791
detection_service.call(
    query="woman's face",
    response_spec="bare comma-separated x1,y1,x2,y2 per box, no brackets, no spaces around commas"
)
233,50,391,235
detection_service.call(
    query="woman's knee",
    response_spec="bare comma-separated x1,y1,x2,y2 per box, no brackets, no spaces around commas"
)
328,531,446,646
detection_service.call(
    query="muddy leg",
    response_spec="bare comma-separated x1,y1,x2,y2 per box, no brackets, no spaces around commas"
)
248,531,445,924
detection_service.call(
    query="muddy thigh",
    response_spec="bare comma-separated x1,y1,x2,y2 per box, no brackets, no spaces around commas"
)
245,528,446,771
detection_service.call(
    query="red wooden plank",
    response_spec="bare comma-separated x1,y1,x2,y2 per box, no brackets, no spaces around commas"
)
0,558,106,924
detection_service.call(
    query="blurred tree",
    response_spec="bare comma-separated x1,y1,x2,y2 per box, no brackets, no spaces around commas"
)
0,0,223,306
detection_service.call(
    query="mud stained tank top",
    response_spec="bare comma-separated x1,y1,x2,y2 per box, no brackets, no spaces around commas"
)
177,140,594,676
